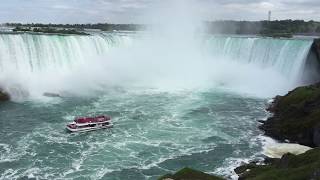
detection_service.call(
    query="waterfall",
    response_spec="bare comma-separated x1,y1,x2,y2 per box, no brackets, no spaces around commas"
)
0,33,132,73
0,33,317,100
205,36,314,80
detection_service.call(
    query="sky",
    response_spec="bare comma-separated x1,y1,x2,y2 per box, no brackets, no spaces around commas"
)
0,0,319,24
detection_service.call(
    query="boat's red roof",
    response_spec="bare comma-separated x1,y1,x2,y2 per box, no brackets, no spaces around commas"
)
74,116,111,124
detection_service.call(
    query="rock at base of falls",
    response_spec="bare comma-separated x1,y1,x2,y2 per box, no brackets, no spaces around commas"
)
0,90,10,101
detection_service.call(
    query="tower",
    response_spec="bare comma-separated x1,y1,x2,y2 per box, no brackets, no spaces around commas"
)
268,11,272,21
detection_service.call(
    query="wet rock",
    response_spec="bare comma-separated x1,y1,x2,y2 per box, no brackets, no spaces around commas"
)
0,89,10,101
311,169,320,180
312,38,320,62
234,163,259,175
43,92,61,98
263,157,279,164
277,153,293,169
313,125,320,146
158,167,224,180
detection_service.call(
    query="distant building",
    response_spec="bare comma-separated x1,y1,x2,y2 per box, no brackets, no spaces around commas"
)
0,24,13,32
268,11,272,21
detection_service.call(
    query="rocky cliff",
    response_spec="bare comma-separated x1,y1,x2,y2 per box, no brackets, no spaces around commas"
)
312,39,320,62
235,148,320,180
260,83,320,147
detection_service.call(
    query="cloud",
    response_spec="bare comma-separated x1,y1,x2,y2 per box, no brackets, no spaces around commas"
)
0,0,318,23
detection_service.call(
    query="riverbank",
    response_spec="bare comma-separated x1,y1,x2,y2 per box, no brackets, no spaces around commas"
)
159,82,320,179
235,148,320,179
232,83,320,179
260,83,320,147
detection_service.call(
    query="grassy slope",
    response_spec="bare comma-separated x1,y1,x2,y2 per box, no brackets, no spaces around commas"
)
277,85,320,133
261,83,320,147
236,148,320,180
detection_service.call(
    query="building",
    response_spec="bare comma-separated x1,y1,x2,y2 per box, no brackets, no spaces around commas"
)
268,11,272,21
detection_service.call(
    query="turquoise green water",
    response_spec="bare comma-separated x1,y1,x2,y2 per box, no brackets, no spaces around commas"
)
0,88,267,179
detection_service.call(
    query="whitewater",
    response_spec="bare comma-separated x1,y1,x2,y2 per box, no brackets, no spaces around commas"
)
0,33,314,99
0,32,317,179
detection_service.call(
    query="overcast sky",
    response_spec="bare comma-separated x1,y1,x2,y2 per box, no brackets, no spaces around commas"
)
0,0,319,24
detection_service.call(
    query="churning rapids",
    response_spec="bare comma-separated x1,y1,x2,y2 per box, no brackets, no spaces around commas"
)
0,32,318,179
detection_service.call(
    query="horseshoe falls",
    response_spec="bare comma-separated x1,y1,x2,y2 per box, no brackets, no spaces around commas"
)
0,34,316,99
0,33,318,179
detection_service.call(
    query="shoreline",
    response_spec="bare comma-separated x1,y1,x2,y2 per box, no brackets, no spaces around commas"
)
159,82,320,180
232,82,320,179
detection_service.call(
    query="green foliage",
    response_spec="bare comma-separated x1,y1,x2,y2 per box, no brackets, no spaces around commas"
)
238,148,320,180
6,23,145,32
32,27,89,35
206,20,320,37
278,86,320,112
279,86,320,134
159,167,224,180
7,20,320,36
273,85,320,134
261,83,320,147
12,26,31,32
12,26,89,35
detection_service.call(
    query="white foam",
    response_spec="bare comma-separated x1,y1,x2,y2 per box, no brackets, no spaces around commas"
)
0,169,19,180
262,137,312,158
1,86,272,179
264,144,312,158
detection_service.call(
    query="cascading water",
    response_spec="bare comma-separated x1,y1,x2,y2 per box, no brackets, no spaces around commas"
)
0,33,131,72
0,33,315,99
0,33,133,99
205,36,314,80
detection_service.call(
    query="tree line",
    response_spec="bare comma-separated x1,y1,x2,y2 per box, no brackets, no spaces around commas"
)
205,20,320,37
6,23,145,31
5,20,320,37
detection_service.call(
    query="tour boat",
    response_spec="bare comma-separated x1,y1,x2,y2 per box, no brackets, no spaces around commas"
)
66,115,113,132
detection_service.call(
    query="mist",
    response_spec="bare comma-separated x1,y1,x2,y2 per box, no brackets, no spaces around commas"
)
0,0,315,101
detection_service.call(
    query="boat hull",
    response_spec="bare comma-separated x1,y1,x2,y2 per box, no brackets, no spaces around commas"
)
66,124,113,133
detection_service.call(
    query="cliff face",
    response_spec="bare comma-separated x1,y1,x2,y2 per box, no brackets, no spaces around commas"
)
260,83,320,147
235,83,320,179
312,39,320,62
